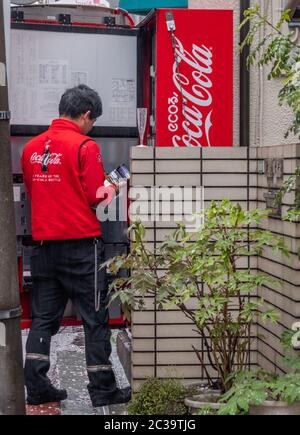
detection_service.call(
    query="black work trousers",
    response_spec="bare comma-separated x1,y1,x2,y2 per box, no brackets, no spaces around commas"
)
24,237,118,404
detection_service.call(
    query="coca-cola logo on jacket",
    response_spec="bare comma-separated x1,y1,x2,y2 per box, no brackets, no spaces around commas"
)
30,152,63,165
170,36,213,147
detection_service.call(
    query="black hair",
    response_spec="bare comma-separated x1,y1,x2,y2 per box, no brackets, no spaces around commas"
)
59,84,103,119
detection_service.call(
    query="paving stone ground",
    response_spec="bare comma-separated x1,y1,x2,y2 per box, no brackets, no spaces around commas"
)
22,326,130,415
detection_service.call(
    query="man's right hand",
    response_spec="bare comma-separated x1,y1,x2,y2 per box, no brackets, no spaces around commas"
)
96,184,117,208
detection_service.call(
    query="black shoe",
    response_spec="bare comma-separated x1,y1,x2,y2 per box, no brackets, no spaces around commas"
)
92,387,131,407
27,386,68,405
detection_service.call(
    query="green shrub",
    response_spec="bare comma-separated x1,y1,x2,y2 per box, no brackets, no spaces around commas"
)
105,200,288,392
128,378,190,415
193,405,218,416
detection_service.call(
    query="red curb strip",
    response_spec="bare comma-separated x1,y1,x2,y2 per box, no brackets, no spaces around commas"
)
26,402,61,416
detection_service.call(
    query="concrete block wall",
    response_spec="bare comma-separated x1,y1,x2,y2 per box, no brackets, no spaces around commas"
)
255,145,300,373
130,146,258,391
129,145,300,390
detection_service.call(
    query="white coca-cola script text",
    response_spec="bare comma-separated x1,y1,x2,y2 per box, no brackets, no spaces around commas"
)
30,152,63,165
168,37,213,147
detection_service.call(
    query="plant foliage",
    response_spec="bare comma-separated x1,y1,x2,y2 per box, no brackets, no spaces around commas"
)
218,340,300,415
103,200,288,393
240,5,300,244
127,378,190,415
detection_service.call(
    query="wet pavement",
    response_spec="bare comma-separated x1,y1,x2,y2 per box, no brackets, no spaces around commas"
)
22,327,130,415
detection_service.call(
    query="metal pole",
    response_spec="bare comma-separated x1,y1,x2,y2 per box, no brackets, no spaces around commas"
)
0,0,26,415
240,0,250,147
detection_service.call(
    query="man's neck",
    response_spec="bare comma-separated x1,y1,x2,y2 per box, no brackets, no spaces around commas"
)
59,116,80,128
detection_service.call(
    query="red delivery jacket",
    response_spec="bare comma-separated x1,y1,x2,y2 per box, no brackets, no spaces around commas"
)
21,118,105,241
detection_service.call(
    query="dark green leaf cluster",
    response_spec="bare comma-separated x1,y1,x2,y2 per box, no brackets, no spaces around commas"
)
240,6,300,138
219,335,300,415
219,367,300,415
240,5,300,250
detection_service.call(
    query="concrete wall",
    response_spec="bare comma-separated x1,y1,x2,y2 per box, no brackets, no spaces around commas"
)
249,0,297,147
256,144,300,373
130,144,300,389
130,146,258,391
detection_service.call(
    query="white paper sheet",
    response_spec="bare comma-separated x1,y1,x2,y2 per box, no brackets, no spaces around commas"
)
10,30,137,127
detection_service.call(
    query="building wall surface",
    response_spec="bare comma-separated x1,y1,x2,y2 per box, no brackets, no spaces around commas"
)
256,145,300,373
249,0,297,148
130,145,300,390
130,146,257,392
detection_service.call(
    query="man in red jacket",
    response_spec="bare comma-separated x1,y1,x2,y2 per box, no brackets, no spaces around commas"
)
21,84,131,407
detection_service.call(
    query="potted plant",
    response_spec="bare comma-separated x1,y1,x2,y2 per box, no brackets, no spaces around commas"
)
104,200,288,410
218,370,300,416
218,334,300,415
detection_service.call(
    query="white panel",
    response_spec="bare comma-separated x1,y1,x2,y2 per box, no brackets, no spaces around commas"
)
9,29,137,127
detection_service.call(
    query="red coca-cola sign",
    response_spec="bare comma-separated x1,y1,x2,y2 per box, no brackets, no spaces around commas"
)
156,9,233,147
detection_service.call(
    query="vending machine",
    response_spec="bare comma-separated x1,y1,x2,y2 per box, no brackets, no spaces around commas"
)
10,4,234,329
137,8,234,148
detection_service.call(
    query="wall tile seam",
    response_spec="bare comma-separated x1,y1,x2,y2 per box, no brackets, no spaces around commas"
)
132,347,258,352
132,321,259,326
257,316,300,334
260,284,300,304
131,362,258,368
133,323,298,338
131,172,254,175
258,255,300,272
256,267,300,287
132,377,233,382
132,306,259,313
257,322,295,342
131,159,259,163
256,228,300,241
257,351,287,375
257,299,300,319
132,326,258,333
257,338,285,360
130,243,299,256
132,347,258,353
